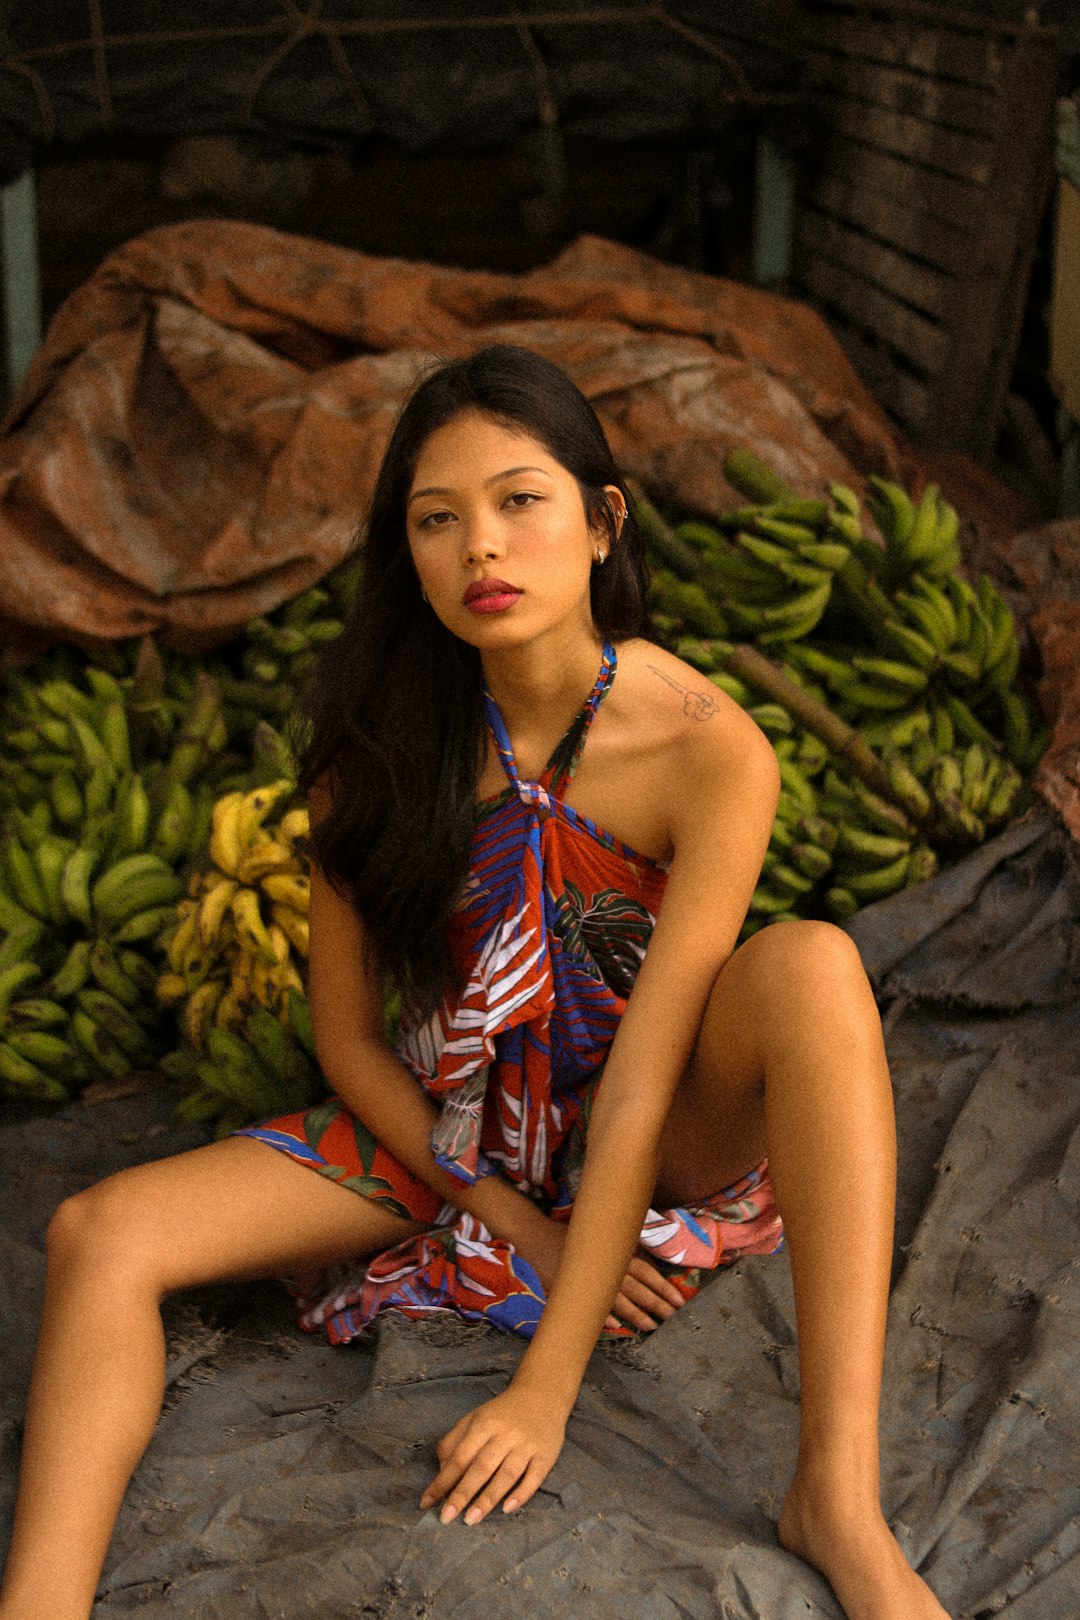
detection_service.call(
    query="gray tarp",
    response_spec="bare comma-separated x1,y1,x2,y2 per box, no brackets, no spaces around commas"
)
1,803,1078,1618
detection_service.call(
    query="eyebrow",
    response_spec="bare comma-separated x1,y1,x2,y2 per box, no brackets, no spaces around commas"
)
408,465,553,504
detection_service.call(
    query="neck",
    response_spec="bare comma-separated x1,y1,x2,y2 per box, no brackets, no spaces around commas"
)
481,623,607,739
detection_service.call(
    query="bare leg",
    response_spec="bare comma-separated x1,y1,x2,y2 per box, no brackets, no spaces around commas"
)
0,1137,431,1620
653,919,949,1620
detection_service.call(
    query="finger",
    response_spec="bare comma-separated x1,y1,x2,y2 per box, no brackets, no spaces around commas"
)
459,1454,531,1525
620,1274,678,1323
502,1455,552,1515
629,1255,687,1309
438,1440,516,1524
611,1288,662,1332
421,1427,488,1509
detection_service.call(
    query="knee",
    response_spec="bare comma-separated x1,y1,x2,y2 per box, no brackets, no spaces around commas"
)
739,917,868,996
45,1176,157,1288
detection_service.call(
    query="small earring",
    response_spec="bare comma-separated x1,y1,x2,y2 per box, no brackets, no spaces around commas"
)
421,587,429,603
595,547,605,565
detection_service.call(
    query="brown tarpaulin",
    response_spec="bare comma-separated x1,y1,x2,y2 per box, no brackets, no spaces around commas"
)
1,220,1075,837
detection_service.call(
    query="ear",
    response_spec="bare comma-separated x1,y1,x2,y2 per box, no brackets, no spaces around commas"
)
595,485,627,546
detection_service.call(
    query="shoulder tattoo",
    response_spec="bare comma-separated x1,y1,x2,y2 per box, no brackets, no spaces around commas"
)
647,663,722,722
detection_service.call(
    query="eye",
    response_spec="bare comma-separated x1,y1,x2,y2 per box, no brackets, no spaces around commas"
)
506,491,540,509
416,508,454,529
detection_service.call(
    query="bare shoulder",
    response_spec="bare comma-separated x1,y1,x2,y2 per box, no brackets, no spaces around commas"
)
614,639,777,779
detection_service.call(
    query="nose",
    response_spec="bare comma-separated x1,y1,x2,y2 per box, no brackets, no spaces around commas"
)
461,510,505,567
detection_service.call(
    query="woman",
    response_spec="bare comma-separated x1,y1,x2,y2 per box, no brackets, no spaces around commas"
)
0,345,948,1620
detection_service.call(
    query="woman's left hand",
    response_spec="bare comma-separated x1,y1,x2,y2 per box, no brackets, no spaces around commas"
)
419,1383,567,1525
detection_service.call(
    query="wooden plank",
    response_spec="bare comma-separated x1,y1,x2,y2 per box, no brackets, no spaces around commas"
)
796,206,951,318
798,248,948,375
823,97,996,184
927,32,1058,456
0,170,42,408
823,316,931,434
807,167,969,277
799,47,1001,138
819,134,983,231
793,8,1009,88
797,0,1052,49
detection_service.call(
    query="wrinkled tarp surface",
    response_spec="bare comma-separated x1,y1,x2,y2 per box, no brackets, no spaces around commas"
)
1,803,1078,1618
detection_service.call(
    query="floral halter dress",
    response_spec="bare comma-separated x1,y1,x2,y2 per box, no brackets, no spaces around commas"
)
235,640,783,1342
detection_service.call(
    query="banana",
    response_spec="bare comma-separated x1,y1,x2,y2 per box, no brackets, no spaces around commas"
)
795,541,851,571
787,842,833,881
836,824,912,865
260,872,310,912
882,754,932,821
941,692,997,749
91,853,183,930
859,706,932,750
748,515,822,550
197,875,240,950
6,1029,80,1070
940,651,981,688
113,904,182,945
0,1040,68,1101
828,482,861,517
824,886,858,921
708,670,752,705
759,578,832,630
247,1004,316,1107
0,920,45,973
47,938,93,999
840,680,915,713
88,938,142,1009
960,744,990,813
782,644,857,693
878,617,938,673
6,997,69,1028
985,762,1024,823
921,496,961,580
850,655,929,695
76,989,153,1063
166,904,200,972
842,851,912,899
905,845,939,886
278,808,310,845
909,575,958,647
765,861,815,896
31,836,75,927
777,758,817,813
849,778,916,836
285,987,317,1058
272,907,310,952
111,773,152,859
100,702,132,774
895,483,941,572
931,754,964,802
209,791,248,877
150,780,194,865
204,1026,280,1116
748,702,794,739
155,971,188,1006
37,679,98,727
83,760,116,819
748,883,799,916
70,1009,131,1080
230,887,278,964
183,978,227,1052
49,768,84,829
65,713,117,782
84,668,127,708
1002,692,1032,767
0,960,42,1020
0,886,34,938
213,983,248,1034
236,836,298,886
2,835,49,920
58,845,97,928
930,705,955,754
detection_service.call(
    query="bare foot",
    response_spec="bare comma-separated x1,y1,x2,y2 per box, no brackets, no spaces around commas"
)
778,1474,951,1620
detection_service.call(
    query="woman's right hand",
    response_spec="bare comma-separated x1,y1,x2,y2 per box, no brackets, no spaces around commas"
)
517,1213,687,1333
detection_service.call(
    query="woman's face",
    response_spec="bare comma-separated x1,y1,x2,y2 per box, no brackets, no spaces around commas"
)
404,409,625,653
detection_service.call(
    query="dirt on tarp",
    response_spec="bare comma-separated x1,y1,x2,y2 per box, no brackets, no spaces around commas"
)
1,802,1078,1619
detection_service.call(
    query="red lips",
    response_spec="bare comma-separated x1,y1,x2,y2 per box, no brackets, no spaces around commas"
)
463,577,520,605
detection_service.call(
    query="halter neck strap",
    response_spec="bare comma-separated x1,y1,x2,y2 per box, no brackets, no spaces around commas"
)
483,640,617,806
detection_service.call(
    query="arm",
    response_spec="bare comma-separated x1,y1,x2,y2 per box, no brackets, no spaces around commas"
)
306,808,553,1257
421,698,781,1521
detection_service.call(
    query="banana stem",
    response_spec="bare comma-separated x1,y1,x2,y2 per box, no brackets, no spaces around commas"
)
721,643,905,810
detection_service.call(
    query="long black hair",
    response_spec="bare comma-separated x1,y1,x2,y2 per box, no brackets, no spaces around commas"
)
295,342,652,1022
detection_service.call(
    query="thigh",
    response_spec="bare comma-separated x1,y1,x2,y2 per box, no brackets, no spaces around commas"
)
652,919,863,1207
52,1135,433,1297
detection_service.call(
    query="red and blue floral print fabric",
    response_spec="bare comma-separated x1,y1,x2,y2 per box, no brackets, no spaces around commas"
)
234,641,784,1342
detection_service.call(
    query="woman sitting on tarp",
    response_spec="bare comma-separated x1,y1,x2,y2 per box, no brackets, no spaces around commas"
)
0,344,949,1620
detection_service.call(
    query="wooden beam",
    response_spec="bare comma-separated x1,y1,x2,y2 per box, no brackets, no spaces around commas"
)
0,169,43,408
